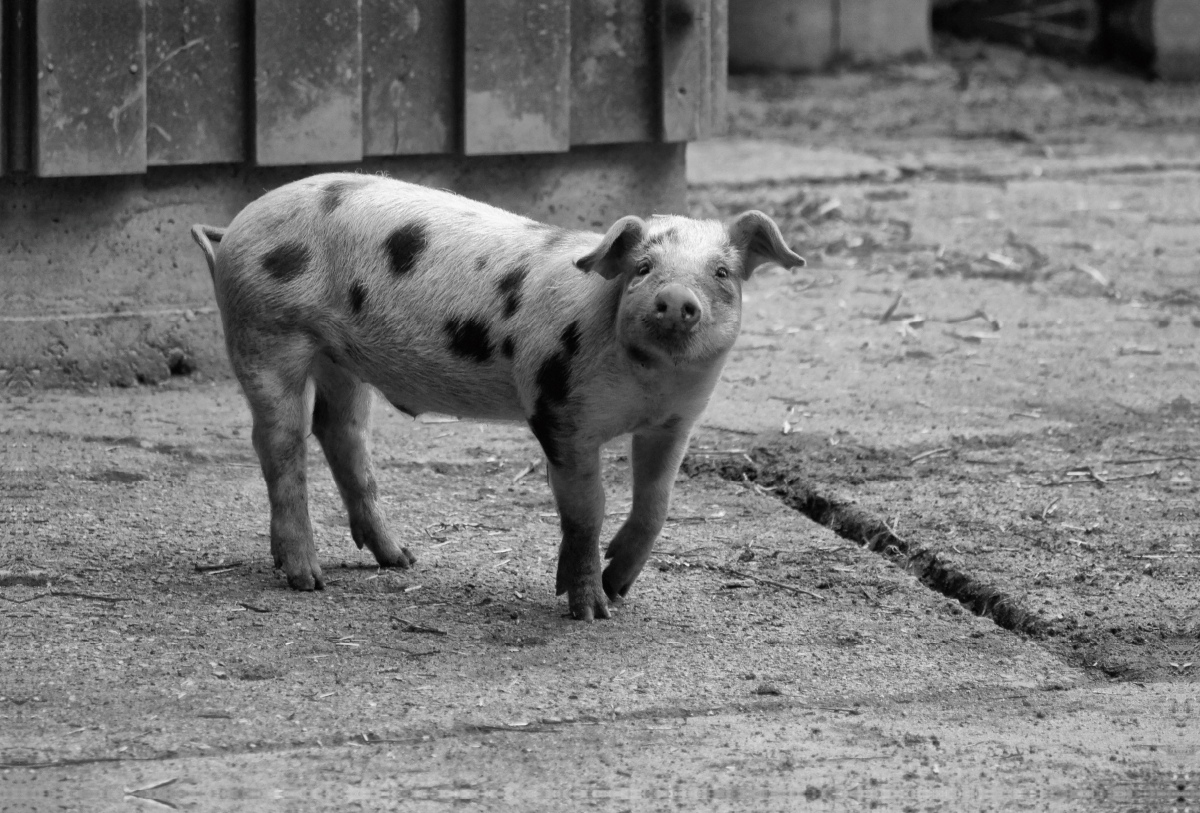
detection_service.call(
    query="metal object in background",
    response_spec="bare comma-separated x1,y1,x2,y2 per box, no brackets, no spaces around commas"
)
933,0,1101,56
464,0,572,155
362,0,459,157
936,0,1200,78
146,0,247,166
35,0,147,176
255,0,363,166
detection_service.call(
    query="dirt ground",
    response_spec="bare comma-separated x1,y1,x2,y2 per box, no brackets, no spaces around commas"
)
3,39,1199,811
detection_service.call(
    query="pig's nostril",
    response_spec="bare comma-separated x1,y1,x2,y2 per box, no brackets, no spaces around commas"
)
654,285,701,330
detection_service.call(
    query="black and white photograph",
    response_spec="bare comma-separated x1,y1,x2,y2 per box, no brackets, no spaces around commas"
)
1,0,1197,809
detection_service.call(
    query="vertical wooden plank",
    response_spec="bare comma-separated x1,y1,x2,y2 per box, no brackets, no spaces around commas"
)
709,0,728,137
1,3,6,177
660,0,710,142
35,0,147,177
569,0,656,146
5,0,34,173
464,0,570,156
255,0,362,166
146,0,247,165
362,0,458,156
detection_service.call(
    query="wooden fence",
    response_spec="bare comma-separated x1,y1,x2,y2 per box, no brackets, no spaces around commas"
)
0,0,727,177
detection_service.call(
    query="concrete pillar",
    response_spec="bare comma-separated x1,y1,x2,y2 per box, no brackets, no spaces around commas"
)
729,0,836,72
1154,0,1200,80
838,0,931,63
729,0,930,73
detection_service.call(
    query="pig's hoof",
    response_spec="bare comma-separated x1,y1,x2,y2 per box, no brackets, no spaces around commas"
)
601,561,639,602
352,521,415,569
278,548,325,591
374,545,417,569
567,581,612,622
284,565,325,591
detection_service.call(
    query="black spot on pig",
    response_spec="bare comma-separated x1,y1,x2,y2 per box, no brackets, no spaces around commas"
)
261,242,311,282
527,331,580,466
320,177,371,214
661,414,684,432
536,352,571,406
384,223,427,277
560,321,581,357
501,337,516,359
349,282,367,314
626,344,654,367
312,389,332,427
496,265,528,319
474,257,488,274
445,317,493,363
528,408,566,468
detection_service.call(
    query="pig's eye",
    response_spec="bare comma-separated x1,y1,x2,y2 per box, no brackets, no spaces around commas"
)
715,265,730,279
635,259,652,276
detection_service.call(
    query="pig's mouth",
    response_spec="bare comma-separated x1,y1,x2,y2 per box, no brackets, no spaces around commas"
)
628,321,729,367
643,319,699,353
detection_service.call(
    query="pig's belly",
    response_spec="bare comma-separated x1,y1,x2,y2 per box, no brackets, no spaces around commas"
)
369,364,527,422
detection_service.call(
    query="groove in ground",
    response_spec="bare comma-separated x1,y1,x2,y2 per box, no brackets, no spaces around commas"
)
685,456,1043,637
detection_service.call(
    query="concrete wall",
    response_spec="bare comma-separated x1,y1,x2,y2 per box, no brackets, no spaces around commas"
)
730,0,931,72
0,143,686,391
1155,0,1200,80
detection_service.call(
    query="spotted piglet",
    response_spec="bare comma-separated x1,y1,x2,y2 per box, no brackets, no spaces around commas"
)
191,174,803,620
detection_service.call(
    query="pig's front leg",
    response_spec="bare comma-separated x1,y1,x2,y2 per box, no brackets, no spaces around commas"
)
603,427,692,602
547,451,611,621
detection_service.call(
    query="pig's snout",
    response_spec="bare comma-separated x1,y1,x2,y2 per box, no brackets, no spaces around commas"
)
652,284,703,333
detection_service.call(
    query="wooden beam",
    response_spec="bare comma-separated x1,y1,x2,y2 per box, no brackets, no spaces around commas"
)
255,0,363,166
35,0,147,176
464,0,571,155
660,0,711,143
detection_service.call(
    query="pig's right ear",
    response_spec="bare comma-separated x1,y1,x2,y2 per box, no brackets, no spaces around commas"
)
726,211,805,278
574,216,646,280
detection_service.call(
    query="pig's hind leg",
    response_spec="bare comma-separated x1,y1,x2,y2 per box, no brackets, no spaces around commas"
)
232,335,325,591
311,354,416,570
602,426,692,602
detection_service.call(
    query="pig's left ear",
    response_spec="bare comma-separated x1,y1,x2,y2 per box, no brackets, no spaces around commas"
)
726,211,805,278
575,216,647,280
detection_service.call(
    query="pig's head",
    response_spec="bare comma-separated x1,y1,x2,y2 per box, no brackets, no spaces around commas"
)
575,211,804,365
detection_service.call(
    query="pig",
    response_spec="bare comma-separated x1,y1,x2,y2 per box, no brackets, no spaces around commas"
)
191,173,803,620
